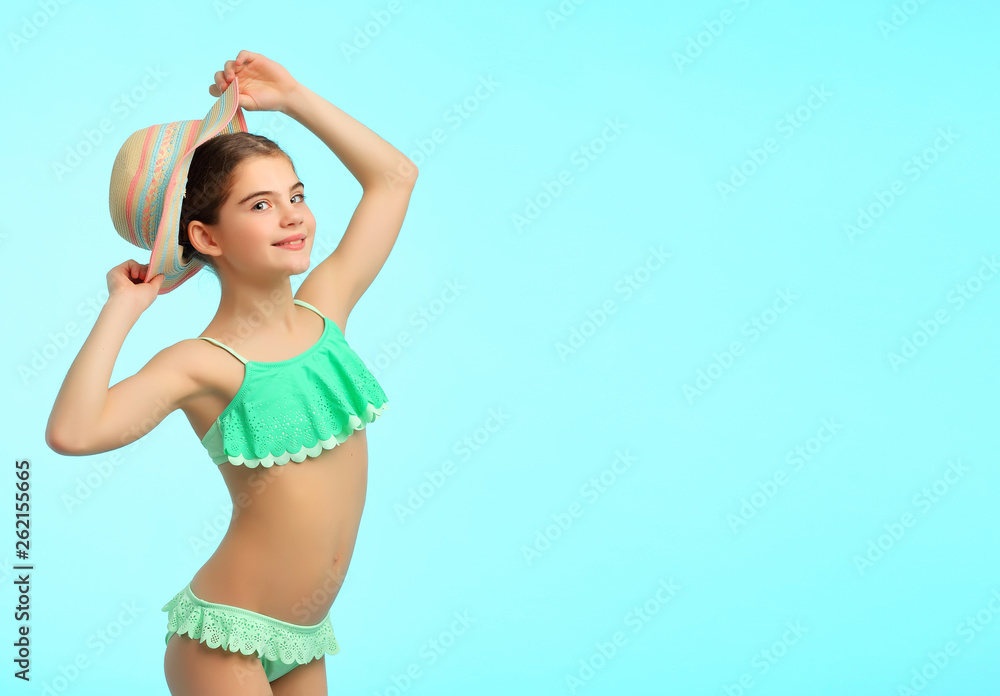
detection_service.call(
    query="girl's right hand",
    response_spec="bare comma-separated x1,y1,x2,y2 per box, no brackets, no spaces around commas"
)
209,50,299,113
107,260,164,313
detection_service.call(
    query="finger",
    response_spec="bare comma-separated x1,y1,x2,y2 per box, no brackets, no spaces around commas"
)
214,69,227,94
223,59,236,81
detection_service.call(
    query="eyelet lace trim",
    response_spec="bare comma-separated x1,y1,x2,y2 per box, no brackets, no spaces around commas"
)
162,586,341,665
224,401,387,468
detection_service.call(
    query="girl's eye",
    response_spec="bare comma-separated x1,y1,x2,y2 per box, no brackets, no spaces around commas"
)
252,194,305,211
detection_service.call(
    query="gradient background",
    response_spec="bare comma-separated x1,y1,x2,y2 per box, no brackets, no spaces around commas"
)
3,0,999,694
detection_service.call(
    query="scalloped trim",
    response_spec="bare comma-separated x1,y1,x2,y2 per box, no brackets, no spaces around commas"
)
223,401,388,468
162,585,340,666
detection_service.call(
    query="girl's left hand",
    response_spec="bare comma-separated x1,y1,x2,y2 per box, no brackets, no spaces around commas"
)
209,50,299,113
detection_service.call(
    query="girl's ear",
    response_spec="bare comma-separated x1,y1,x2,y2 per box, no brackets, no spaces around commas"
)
188,221,214,256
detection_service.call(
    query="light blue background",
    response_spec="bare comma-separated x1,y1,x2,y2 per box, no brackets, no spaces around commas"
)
2,0,999,694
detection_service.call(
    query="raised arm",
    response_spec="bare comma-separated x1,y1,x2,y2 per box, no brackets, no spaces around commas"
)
211,51,418,325
284,81,418,321
45,262,198,456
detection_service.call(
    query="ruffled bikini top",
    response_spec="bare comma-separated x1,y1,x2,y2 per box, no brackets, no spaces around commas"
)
196,299,388,468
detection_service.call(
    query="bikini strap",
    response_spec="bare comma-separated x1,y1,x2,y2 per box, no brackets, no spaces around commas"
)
199,301,322,363
293,298,328,319
197,336,249,365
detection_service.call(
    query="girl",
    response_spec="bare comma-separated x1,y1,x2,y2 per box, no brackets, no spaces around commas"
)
45,51,417,695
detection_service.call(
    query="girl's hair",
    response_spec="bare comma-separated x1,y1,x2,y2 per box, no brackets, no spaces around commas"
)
178,132,294,276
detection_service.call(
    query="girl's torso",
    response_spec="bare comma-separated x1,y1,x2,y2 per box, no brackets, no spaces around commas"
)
175,298,386,624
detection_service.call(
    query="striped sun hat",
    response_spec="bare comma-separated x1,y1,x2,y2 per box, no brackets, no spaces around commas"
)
109,75,249,294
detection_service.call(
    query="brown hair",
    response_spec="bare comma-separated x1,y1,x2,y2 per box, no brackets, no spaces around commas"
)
178,132,295,275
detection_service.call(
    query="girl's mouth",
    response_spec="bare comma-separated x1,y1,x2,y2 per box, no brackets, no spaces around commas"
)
273,238,305,250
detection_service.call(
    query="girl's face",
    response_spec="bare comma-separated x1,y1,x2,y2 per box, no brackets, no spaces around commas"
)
206,155,316,278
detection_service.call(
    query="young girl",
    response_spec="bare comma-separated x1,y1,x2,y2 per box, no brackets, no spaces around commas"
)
45,51,417,695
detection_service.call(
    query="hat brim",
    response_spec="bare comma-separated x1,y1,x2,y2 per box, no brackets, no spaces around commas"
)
144,76,249,293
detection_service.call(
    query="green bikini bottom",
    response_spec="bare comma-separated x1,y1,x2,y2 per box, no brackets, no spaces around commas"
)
162,583,341,682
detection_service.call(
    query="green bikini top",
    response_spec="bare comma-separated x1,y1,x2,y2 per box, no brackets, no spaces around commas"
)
197,299,388,468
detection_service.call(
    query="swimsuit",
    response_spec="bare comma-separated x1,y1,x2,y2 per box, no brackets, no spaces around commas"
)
163,583,340,682
197,298,388,468
161,298,388,681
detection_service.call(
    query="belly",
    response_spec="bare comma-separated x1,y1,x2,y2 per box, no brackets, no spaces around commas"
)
191,429,369,624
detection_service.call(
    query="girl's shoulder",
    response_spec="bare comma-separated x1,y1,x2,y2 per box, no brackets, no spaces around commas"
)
161,337,243,390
